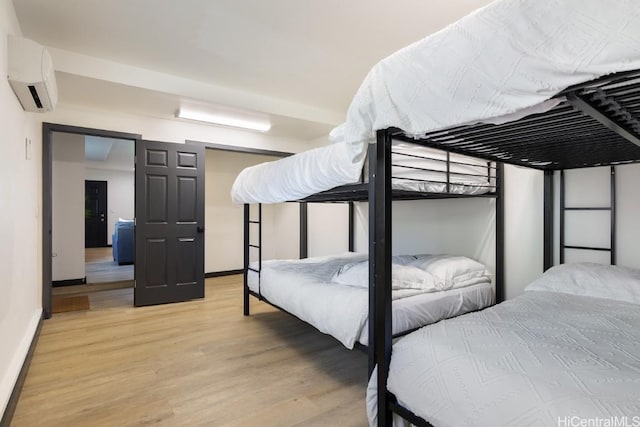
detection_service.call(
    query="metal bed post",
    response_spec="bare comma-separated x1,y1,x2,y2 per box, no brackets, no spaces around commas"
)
610,166,616,265
243,204,250,316
369,129,393,427
543,170,555,271
258,203,263,297
348,202,355,252
560,170,565,264
300,202,308,259
445,152,451,193
495,163,505,303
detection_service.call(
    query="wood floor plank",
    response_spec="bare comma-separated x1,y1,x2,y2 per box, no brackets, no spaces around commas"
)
12,275,369,426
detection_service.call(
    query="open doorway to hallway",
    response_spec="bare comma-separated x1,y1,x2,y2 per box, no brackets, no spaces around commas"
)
44,125,140,316
52,132,135,288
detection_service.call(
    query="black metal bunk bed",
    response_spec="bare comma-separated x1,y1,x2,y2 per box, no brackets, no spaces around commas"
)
242,140,505,366
369,69,640,427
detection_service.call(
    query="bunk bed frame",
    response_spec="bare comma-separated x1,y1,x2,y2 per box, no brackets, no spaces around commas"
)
243,143,504,365
370,69,640,427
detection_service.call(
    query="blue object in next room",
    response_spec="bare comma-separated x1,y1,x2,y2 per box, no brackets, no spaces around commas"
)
112,220,134,265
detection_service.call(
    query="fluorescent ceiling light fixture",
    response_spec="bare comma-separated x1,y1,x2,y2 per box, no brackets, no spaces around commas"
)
176,108,271,132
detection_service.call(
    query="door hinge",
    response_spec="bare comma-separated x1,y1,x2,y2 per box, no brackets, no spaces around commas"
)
134,280,136,288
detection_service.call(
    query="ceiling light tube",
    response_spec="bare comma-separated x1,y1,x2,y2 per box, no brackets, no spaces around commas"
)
176,108,271,132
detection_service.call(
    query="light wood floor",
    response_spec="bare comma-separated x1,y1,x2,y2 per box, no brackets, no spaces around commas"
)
85,247,134,285
13,275,369,426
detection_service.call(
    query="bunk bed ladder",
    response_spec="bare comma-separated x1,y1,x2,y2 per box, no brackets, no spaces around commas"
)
243,203,262,315
559,167,616,265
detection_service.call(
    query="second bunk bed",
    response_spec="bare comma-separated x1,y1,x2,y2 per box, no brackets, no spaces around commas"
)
238,143,503,355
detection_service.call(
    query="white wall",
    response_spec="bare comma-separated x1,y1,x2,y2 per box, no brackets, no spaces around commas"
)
85,168,134,245
503,165,543,299
353,198,497,275
264,203,300,261
307,204,350,257
616,164,640,269
0,0,43,415
205,149,300,272
44,104,315,155
51,132,85,281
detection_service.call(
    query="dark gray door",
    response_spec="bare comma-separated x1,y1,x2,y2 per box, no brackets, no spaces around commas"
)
134,140,205,306
85,180,108,247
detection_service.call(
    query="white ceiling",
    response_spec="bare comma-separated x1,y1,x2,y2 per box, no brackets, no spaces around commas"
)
13,0,493,138
85,136,134,171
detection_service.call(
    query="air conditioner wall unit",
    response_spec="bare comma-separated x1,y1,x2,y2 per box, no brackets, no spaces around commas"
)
7,35,58,112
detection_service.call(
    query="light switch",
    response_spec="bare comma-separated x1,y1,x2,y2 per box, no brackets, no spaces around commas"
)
25,138,32,160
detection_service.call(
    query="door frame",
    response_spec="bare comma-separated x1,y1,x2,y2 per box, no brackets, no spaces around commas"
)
42,123,141,319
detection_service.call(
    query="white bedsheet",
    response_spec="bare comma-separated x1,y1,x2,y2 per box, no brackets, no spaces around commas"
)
366,291,640,426
231,0,640,204
248,254,493,349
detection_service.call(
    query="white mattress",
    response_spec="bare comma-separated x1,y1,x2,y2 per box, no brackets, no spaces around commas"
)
247,253,494,349
231,0,640,204
233,143,491,203
366,291,640,426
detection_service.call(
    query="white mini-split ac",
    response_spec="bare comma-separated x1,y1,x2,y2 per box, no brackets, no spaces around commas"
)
7,35,58,112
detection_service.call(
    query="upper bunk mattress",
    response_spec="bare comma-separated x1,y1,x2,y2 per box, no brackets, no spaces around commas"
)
232,0,640,204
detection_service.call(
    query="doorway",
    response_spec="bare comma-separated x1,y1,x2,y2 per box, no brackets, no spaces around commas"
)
85,180,108,248
43,124,141,318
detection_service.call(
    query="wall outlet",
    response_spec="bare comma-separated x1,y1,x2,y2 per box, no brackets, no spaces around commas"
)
25,138,32,160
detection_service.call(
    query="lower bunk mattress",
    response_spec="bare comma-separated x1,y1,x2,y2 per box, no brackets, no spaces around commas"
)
247,253,494,349
366,289,640,426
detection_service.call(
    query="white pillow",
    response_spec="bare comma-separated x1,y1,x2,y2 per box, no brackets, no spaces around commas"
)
332,261,438,291
525,262,640,304
409,255,491,290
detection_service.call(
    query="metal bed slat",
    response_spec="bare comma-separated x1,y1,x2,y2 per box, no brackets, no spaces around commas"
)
390,163,493,179
429,111,593,143
391,150,498,169
429,120,606,150
564,245,612,252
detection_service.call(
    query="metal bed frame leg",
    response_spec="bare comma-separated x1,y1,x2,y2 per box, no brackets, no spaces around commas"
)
300,202,308,259
610,166,616,265
348,201,355,252
543,170,554,271
495,163,505,303
369,129,393,427
243,204,250,316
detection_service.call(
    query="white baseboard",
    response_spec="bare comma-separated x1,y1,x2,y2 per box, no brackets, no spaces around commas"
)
0,309,42,416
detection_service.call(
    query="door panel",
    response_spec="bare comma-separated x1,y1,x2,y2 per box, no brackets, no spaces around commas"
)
135,140,205,306
85,180,108,247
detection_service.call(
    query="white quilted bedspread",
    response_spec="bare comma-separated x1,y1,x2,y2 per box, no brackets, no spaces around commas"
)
367,291,640,426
